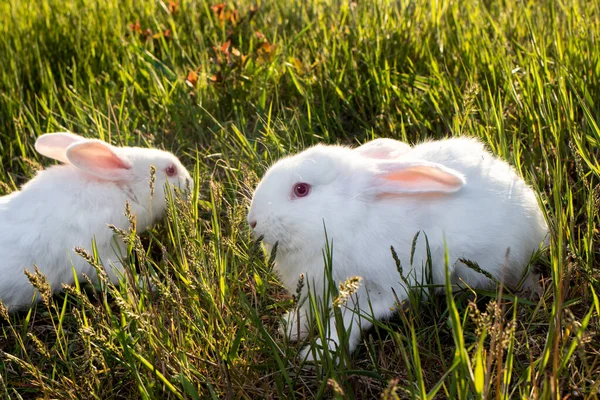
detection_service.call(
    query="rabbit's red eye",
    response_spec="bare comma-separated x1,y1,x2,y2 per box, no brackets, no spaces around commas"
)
293,182,311,198
165,164,177,177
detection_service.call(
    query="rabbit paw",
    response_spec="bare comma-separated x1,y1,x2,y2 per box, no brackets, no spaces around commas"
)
279,310,310,341
520,273,543,299
299,338,337,363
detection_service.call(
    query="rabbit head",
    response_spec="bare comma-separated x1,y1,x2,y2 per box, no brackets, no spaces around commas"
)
247,144,465,255
35,132,192,229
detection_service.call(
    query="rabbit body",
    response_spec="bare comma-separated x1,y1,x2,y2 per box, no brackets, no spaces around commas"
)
0,133,191,311
248,137,548,358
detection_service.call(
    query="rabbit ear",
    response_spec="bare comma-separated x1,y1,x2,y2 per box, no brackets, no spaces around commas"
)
34,132,86,164
370,160,465,194
66,140,132,181
355,139,411,159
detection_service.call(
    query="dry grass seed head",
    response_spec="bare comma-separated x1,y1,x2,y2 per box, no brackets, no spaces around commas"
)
380,377,401,400
27,332,50,359
61,284,95,310
124,200,136,228
0,300,9,321
293,273,305,304
0,181,11,195
333,276,363,308
468,300,516,357
149,165,156,197
327,378,345,397
23,266,53,309
74,247,110,287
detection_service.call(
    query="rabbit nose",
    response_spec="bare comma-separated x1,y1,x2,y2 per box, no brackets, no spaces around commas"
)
249,220,257,229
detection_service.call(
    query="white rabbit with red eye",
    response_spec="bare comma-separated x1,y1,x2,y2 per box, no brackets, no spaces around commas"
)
247,137,548,360
0,132,192,311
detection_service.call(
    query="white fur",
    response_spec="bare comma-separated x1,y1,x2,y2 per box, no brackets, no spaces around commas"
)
247,137,548,358
0,133,191,311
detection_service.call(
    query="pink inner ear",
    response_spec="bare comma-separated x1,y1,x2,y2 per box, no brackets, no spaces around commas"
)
383,165,464,192
66,141,132,181
79,144,131,170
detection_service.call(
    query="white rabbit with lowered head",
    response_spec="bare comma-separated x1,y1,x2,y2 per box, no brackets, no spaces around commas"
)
247,136,548,360
0,132,191,311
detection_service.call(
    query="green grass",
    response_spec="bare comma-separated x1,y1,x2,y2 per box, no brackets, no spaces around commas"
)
1,0,599,398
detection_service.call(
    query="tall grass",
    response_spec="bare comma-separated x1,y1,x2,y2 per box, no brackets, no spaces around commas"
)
1,0,599,398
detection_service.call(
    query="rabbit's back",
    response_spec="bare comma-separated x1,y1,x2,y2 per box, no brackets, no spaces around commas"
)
395,137,547,287
0,167,130,309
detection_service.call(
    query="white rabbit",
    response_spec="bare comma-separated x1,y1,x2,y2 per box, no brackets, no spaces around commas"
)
0,132,192,311
247,137,548,360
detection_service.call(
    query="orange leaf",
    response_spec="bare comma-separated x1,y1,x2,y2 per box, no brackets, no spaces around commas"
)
210,3,226,13
227,9,239,24
220,40,231,54
209,72,223,83
168,0,179,14
292,57,303,73
186,71,198,87
257,41,277,63
129,21,142,32
259,41,272,53
255,31,265,41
